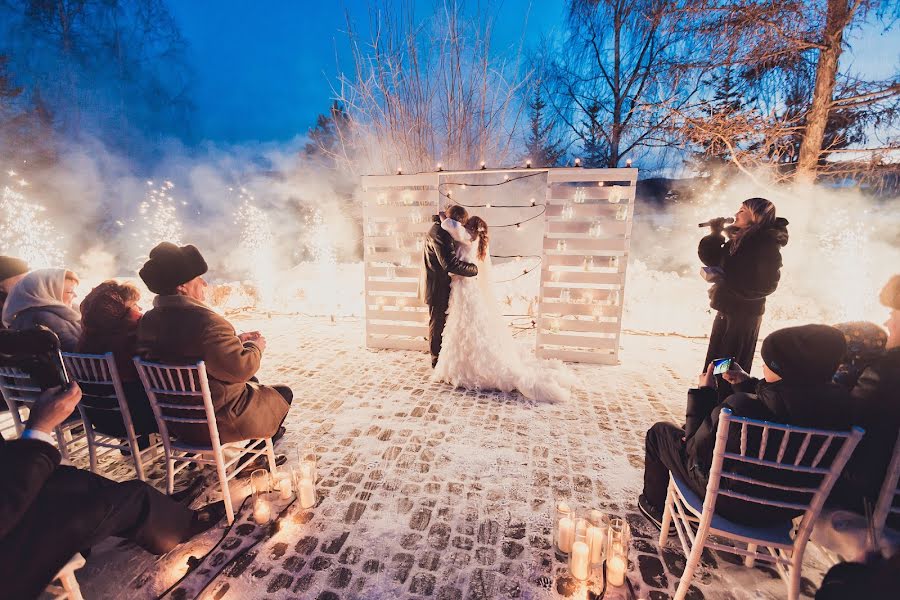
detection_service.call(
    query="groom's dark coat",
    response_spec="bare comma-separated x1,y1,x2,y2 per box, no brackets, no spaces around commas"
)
423,215,478,363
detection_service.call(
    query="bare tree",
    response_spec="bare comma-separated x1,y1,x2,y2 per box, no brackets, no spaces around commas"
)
676,0,900,184
333,1,528,174
544,0,699,168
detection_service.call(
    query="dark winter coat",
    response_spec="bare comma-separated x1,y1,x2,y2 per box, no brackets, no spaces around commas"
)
831,347,900,516
137,294,289,445
423,215,478,306
684,377,852,525
698,217,789,316
7,306,82,352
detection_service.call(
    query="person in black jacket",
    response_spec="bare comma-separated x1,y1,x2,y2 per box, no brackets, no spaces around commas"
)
830,275,900,522
423,205,478,367
0,383,226,599
638,324,851,529
699,197,789,399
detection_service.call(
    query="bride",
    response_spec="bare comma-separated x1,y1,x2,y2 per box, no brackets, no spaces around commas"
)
432,214,577,402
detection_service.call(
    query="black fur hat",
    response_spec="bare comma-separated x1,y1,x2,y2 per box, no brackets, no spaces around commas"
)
761,324,847,383
139,242,208,295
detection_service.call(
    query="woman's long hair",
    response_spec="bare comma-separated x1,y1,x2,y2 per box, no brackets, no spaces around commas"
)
729,197,777,255
464,216,489,261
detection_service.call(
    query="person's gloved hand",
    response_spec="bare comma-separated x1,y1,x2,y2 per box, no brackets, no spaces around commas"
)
708,217,729,234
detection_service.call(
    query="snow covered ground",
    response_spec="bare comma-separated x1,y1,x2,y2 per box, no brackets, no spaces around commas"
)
29,313,833,600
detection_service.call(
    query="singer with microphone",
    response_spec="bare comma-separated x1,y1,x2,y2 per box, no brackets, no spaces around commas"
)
698,197,789,398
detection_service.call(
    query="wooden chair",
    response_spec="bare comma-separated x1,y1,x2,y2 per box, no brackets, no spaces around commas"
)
44,553,86,600
812,429,900,560
0,365,86,460
659,409,864,600
133,358,279,524
62,352,163,481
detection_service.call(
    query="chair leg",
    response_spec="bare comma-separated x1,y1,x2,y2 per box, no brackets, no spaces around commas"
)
55,426,70,461
787,554,802,600
744,543,757,568
674,524,709,600
265,438,278,475
86,431,98,475
659,481,674,547
166,457,176,495
215,450,236,525
58,571,84,600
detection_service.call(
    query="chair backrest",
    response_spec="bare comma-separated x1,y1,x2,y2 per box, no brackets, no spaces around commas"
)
132,358,222,451
62,352,134,436
873,430,900,542
0,365,42,432
708,409,864,536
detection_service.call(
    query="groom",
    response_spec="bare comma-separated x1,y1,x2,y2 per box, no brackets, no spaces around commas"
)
424,205,479,367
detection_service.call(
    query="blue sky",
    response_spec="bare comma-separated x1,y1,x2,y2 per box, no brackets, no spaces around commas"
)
168,1,899,146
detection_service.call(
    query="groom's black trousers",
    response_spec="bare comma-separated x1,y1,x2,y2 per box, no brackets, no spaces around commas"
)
429,299,449,366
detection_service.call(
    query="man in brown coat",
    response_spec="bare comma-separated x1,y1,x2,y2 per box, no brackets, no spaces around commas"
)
137,242,291,446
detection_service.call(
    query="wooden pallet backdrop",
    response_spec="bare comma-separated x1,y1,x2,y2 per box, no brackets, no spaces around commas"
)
536,168,636,365
361,167,636,363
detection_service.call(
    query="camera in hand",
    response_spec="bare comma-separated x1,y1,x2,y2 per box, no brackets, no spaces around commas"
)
0,326,70,390
712,357,734,375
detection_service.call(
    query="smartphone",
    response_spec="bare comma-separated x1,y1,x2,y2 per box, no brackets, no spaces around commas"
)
0,327,70,390
712,357,733,375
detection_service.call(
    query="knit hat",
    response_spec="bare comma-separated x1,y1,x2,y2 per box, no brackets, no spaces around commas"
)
0,256,29,282
761,324,847,383
139,242,208,295
880,275,900,310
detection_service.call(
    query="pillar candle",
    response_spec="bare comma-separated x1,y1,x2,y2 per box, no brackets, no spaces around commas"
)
557,516,575,553
569,541,590,581
587,525,605,564
299,478,316,509
253,500,271,525
278,477,293,500
607,555,627,586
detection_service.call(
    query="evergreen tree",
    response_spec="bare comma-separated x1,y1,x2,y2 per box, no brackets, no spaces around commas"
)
304,101,351,167
522,82,564,167
581,103,607,168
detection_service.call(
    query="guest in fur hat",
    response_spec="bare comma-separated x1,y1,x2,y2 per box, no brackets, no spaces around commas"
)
77,280,158,442
0,256,30,330
2,268,81,350
638,324,852,529
830,275,900,522
136,242,292,450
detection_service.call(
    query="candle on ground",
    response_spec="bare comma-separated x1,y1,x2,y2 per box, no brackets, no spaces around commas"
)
607,555,627,586
299,478,316,509
253,500,271,525
587,525,605,564
557,516,575,553
569,541,590,581
278,476,293,500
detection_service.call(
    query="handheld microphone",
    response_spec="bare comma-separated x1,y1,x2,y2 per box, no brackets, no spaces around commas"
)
698,217,734,228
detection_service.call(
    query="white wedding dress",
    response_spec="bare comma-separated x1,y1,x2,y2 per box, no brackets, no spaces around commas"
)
432,223,577,402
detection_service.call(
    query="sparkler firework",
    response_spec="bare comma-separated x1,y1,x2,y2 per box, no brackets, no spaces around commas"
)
0,184,65,268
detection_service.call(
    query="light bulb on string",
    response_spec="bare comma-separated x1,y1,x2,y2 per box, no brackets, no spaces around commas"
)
530,198,536,206
436,163,443,172
485,203,491,208
525,159,532,168
625,159,633,167
515,223,521,231
574,157,581,167
397,166,402,175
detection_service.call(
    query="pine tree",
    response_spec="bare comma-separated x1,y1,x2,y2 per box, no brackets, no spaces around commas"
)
522,83,564,167
304,101,351,166
581,103,607,168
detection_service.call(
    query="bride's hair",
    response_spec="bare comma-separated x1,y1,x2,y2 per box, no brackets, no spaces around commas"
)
464,216,489,261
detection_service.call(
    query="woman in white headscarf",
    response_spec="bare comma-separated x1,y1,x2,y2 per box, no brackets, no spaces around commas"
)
2,268,82,350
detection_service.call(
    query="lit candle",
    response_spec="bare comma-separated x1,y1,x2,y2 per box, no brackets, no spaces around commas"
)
607,555,627,586
587,526,605,564
569,540,590,581
557,516,575,553
278,475,293,500
299,478,316,509
253,499,271,525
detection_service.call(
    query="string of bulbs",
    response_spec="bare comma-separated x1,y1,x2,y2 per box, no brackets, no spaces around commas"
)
437,170,547,230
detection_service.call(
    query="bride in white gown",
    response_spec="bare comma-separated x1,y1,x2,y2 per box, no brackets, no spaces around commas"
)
432,215,578,402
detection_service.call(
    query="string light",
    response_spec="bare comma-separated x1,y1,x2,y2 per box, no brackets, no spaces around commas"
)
436,163,443,172
525,159,532,168
625,159,632,167
574,158,581,167
480,161,486,170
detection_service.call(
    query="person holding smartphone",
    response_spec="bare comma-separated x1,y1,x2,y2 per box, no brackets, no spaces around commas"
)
699,197,789,399
0,383,227,598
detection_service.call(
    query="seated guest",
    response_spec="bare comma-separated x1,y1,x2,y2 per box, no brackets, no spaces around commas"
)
831,275,900,521
2,268,82,351
136,242,292,446
77,280,158,441
0,383,226,599
639,324,851,528
832,321,887,389
0,256,30,330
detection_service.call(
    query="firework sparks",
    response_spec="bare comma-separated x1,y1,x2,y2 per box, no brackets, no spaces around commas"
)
131,180,183,265
234,190,276,305
0,185,65,268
